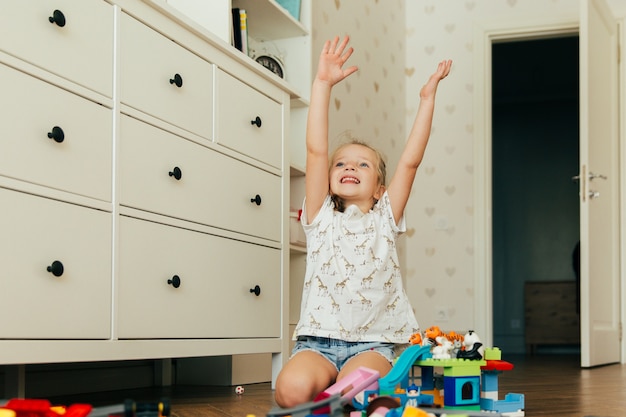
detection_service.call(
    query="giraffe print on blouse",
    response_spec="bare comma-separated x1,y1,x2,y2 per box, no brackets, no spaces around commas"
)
294,192,419,343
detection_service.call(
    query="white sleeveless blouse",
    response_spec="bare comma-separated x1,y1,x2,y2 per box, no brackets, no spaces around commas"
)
293,192,419,343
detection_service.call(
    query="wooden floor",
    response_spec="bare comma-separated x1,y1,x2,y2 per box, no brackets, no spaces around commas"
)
49,354,626,417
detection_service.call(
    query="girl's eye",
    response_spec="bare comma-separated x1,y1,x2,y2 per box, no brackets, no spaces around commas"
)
335,162,345,167
359,162,369,168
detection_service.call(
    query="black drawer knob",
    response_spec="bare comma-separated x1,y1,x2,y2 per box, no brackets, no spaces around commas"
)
49,10,66,27
250,194,262,206
47,260,64,277
249,285,261,296
251,116,262,128
168,166,182,180
169,73,183,88
47,126,65,143
167,275,181,288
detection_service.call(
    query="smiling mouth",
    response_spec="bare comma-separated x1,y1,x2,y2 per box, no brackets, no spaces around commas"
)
341,176,360,184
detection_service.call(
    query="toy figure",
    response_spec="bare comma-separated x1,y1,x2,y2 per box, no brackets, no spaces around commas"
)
431,336,453,359
409,332,423,346
405,384,420,407
422,326,443,347
456,330,484,360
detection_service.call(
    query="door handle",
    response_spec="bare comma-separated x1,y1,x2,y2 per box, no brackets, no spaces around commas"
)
589,172,607,181
572,172,607,182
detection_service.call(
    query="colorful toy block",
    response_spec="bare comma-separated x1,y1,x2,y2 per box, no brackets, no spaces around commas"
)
266,329,524,417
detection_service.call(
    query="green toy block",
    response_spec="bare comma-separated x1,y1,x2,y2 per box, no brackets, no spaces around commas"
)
484,347,502,360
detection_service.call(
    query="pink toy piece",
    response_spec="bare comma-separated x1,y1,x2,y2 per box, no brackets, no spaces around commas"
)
313,366,380,414
320,366,380,402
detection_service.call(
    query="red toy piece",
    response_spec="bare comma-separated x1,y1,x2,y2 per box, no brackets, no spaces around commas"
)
1,399,92,417
481,359,514,372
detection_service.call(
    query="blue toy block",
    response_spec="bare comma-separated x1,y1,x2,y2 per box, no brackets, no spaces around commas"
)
481,371,500,392
419,366,434,390
480,393,525,413
417,393,434,406
443,376,481,407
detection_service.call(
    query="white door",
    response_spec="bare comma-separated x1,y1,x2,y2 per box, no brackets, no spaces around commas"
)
579,0,620,367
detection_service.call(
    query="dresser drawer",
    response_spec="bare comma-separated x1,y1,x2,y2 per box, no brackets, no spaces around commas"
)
216,70,283,169
119,13,214,139
117,217,281,339
119,115,281,241
1,0,113,97
0,188,112,339
0,63,112,201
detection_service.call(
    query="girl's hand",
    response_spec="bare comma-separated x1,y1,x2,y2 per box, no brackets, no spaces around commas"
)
420,59,452,100
315,36,358,86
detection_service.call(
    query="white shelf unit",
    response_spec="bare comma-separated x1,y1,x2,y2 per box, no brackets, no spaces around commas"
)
0,0,311,396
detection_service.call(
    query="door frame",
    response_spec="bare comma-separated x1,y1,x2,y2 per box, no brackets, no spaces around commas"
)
474,12,625,363
619,16,626,366
473,16,579,350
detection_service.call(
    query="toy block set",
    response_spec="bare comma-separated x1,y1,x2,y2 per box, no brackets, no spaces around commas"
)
268,327,525,417
0,329,524,417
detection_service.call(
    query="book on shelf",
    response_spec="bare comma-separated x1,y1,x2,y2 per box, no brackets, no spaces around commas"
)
231,8,242,52
231,7,249,56
240,8,249,56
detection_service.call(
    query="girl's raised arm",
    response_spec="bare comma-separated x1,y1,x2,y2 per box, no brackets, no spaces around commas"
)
305,36,358,221
386,59,452,224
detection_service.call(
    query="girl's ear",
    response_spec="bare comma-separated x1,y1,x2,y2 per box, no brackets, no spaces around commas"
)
374,185,386,200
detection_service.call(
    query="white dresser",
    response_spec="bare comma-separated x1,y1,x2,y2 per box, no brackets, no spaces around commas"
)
0,0,309,394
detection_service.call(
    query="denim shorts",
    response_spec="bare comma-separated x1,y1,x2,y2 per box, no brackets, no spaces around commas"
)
291,335,396,372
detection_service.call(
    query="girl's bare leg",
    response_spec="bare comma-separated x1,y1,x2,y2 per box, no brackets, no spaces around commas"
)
274,350,338,408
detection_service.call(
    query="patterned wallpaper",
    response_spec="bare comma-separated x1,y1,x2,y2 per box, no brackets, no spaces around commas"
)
311,0,407,171
312,0,626,336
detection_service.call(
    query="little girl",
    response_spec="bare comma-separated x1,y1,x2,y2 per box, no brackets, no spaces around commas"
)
274,35,452,408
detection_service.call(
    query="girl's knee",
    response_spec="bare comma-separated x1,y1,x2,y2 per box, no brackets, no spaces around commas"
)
274,349,338,408
275,360,335,408
274,373,318,408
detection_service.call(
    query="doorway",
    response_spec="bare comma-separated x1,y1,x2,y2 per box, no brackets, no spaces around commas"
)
474,2,622,365
491,36,580,354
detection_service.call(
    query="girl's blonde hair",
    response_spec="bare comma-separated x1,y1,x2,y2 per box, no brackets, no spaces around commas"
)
328,139,387,212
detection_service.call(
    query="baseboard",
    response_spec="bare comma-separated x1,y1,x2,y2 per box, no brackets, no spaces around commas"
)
175,354,271,386
1,360,155,398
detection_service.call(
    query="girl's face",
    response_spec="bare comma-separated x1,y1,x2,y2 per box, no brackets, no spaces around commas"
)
329,144,384,207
